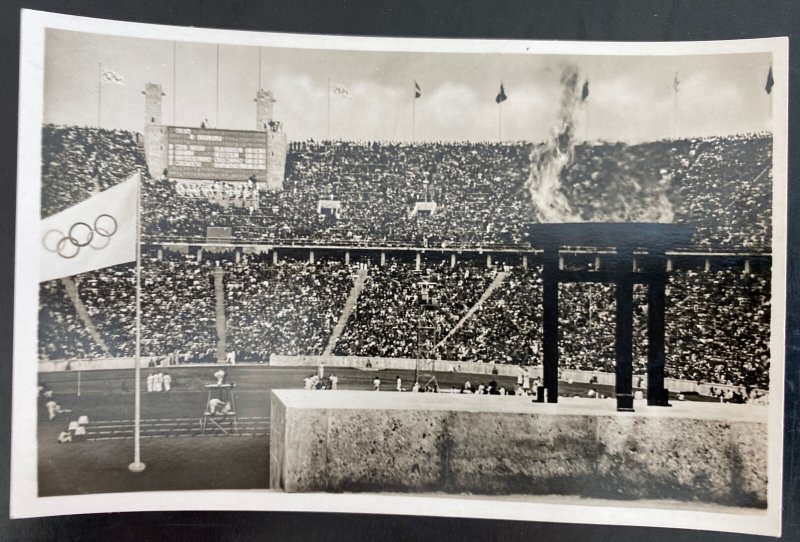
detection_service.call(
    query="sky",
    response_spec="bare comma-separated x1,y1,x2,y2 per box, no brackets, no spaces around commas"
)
43,29,774,144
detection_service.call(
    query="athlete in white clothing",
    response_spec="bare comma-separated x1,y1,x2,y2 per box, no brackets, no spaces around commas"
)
146,373,154,393
46,400,70,420
214,369,226,386
163,373,172,391
207,398,231,415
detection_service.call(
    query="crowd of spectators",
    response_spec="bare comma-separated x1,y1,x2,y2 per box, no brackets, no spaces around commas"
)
38,256,771,389
68,257,218,362
41,125,146,218
175,179,260,211
38,280,104,360
440,267,543,364
40,125,773,252
665,267,770,389
37,125,774,390
141,136,771,252
224,258,352,361
334,260,494,358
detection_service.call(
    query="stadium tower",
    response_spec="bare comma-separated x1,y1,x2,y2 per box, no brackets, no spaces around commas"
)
142,84,287,191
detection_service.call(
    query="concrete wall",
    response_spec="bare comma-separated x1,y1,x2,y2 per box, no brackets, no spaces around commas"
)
143,125,168,177
269,354,531,378
38,357,157,372
270,390,768,507
266,130,287,191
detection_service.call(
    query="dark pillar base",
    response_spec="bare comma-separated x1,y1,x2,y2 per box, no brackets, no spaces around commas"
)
647,388,672,407
535,386,546,403
616,394,635,412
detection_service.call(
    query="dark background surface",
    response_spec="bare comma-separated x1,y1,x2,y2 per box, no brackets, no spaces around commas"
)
1,0,798,540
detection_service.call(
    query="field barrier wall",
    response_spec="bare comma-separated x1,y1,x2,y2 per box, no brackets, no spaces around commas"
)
37,355,765,399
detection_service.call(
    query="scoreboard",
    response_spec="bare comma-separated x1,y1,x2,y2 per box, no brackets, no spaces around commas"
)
166,127,268,181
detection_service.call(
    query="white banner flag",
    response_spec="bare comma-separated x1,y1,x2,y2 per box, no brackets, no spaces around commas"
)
100,68,126,85
330,82,350,98
40,174,138,282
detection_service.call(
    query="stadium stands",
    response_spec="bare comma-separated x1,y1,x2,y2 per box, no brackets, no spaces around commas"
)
225,257,352,362
37,125,774,390
41,125,147,218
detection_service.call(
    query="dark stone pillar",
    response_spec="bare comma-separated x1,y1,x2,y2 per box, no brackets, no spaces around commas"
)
647,252,670,406
542,248,559,403
615,251,635,411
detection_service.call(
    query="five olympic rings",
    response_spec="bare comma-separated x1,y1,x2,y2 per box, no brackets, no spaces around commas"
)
42,214,119,259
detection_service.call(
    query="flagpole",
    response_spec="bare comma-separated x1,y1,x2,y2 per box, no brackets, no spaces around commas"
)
216,44,220,128
412,82,416,143
498,101,502,142
327,78,331,141
673,73,679,140
97,63,102,127
129,174,145,473
172,41,177,124
584,105,590,142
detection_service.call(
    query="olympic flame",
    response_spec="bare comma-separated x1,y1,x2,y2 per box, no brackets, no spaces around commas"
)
527,65,674,223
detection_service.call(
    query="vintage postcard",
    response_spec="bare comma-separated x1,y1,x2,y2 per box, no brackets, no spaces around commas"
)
13,10,788,536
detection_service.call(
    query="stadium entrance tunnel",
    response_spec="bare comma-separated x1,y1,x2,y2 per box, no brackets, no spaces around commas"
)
529,223,695,411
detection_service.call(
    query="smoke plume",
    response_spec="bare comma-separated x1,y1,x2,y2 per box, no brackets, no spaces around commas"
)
527,65,674,223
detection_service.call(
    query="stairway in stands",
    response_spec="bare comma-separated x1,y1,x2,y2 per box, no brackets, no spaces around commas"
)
214,267,227,363
435,271,508,351
322,268,368,356
61,277,112,357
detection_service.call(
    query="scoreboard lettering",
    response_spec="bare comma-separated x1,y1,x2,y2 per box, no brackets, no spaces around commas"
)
167,127,268,181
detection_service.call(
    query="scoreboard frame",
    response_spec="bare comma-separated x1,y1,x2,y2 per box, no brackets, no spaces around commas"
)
166,126,269,182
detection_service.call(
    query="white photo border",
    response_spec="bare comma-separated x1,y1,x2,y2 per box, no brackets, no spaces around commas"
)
13,9,789,537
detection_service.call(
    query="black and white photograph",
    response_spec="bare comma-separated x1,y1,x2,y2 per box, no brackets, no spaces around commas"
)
12,9,789,537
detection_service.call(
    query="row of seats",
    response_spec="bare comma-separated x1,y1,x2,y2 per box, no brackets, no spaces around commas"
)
38,258,771,389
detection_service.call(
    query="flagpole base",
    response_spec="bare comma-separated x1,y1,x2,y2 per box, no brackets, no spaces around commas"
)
128,462,146,473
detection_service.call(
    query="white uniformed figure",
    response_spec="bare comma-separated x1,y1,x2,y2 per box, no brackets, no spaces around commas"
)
163,373,172,392
214,369,226,386
373,377,380,391
516,369,524,387
46,400,70,420
412,382,420,393
207,398,231,415
522,371,531,391
396,376,402,392
318,362,325,379
329,374,338,390
303,377,312,390
146,373,154,393
154,372,163,392
57,431,72,443
587,388,597,398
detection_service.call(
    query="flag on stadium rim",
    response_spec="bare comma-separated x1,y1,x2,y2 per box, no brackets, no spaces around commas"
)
40,173,139,282
673,73,680,92
330,82,350,98
495,83,507,104
100,67,126,85
414,80,422,98
765,66,774,95
581,80,590,101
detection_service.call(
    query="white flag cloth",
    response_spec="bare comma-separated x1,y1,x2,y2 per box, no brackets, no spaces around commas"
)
40,174,138,282
330,83,350,98
100,68,126,85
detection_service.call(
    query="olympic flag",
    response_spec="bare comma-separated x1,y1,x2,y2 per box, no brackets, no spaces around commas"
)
40,173,139,282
